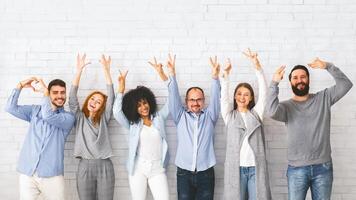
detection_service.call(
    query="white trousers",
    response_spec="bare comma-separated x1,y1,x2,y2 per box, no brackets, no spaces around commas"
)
19,173,65,200
129,158,170,200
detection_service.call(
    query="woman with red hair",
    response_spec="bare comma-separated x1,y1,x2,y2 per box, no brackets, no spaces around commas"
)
69,54,115,200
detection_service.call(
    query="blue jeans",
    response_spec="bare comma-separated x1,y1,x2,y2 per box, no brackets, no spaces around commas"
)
240,167,256,200
177,167,215,200
287,161,333,200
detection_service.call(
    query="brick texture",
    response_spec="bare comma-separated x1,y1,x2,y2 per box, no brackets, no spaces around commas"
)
0,0,355,199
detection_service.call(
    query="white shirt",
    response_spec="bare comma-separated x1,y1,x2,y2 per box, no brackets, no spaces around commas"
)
137,125,162,161
239,112,256,166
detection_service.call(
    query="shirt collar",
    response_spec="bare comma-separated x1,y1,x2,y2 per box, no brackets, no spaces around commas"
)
186,108,205,115
55,107,65,113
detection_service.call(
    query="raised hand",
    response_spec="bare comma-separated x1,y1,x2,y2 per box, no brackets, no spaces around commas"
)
34,78,49,96
243,48,261,70
17,77,38,91
118,70,128,94
308,57,327,69
99,54,111,72
99,54,113,84
73,53,91,86
148,56,169,81
209,56,220,79
76,53,91,72
148,57,164,73
166,53,176,76
273,65,286,83
223,58,232,78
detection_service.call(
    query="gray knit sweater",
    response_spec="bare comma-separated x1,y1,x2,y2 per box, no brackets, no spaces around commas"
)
69,85,114,159
266,63,353,167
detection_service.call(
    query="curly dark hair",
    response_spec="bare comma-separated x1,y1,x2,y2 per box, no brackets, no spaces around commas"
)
122,86,157,124
233,83,255,110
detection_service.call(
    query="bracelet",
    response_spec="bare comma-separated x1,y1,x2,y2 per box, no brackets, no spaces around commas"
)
19,82,23,88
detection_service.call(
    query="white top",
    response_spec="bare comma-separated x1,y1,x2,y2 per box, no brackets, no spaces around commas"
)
239,112,255,166
137,125,162,161
221,69,267,167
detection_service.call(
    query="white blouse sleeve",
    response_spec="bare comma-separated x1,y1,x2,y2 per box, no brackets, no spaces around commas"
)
253,69,267,121
221,76,233,125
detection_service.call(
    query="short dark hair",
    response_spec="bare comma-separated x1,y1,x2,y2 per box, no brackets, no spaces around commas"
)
48,79,66,91
289,65,309,81
185,87,205,99
122,86,157,124
233,83,255,110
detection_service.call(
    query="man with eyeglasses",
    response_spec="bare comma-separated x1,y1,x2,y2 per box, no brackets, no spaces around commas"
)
165,54,221,200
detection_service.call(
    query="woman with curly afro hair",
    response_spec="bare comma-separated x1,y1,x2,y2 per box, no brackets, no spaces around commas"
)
113,56,174,200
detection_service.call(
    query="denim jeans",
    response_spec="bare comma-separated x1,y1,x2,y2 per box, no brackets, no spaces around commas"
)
240,166,256,200
177,167,215,200
287,161,333,200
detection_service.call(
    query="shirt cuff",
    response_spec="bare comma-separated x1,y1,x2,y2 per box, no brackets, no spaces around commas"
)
163,78,170,87
325,62,334,70
116,92,123,98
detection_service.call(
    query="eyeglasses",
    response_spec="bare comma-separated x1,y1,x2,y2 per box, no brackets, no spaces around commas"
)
187,98,205,103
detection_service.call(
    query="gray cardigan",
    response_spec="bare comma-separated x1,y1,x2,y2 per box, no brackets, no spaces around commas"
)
69,84,114,159
224,110,272,200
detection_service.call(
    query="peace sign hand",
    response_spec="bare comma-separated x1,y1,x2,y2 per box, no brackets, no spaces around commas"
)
118,70,128,94
148,57,164,73
76,53,91,72
166,53,176,75
223,58,232,78
99,54,111,72
308,57,327,69
209,56,221,79
243,48,261,70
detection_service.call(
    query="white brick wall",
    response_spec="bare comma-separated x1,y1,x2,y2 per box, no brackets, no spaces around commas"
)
1,0,355,199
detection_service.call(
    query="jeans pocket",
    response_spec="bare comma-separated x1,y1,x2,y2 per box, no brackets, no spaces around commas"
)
286,165,296,177
203,167,215,179
177,167,188,176
322,161,333,170
287,165,306,178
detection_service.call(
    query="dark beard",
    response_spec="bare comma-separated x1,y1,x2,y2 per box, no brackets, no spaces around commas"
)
51,99,66,108
292,83,309,96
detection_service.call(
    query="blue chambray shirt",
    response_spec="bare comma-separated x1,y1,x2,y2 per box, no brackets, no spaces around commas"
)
113,80,170,176
168,76,221,172
5,88,75,177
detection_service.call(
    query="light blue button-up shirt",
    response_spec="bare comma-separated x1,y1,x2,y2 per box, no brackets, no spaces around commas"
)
113,92,170,175
5,88,75,177
168,76,221,172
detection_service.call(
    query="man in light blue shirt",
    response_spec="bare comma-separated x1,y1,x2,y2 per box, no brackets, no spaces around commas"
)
5,77,75,200
166,55,221,200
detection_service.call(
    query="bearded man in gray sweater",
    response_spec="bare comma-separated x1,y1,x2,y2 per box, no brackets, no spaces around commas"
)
266,58,353,200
